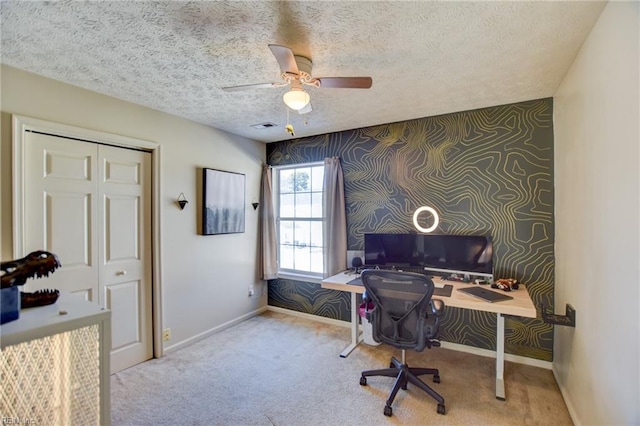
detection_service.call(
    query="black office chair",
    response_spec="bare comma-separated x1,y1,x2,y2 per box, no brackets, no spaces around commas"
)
359,269,446,417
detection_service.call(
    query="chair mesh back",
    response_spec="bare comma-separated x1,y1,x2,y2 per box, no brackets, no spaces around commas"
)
361,269,437,352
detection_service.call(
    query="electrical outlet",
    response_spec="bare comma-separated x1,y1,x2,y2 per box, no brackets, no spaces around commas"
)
248,286,254,297
162,328,171,341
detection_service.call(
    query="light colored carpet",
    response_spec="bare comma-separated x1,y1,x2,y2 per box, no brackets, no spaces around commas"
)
111,311,572,425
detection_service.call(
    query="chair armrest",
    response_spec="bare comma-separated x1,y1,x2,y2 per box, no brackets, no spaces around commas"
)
430,299,445,317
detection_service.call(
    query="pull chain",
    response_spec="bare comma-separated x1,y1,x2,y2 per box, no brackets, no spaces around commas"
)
285,106,295,137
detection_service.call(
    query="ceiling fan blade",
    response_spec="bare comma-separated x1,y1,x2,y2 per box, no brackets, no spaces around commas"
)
221,82,285,92
298,102,312,115
268,44,299,75
316,77,372,89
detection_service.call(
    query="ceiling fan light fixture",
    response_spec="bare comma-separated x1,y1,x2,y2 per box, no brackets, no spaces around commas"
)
283,88,310,110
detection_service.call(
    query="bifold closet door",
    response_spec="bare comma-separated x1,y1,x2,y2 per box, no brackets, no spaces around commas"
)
98,144,152,373
24,133,100,299
23,131,153,373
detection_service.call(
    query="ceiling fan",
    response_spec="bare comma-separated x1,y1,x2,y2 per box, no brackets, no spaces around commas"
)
221,44,372,114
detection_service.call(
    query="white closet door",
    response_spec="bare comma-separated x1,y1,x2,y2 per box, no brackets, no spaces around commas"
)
24,132,99,300
23,131,152,373
98,144,152,373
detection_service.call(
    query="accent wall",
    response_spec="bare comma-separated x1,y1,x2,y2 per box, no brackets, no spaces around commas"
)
267,98,554,361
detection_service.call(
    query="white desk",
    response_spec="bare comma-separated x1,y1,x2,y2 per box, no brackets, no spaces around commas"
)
321,271,537,401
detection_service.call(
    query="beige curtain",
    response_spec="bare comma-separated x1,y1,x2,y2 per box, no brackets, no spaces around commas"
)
260,164,278,280
323,157,347,277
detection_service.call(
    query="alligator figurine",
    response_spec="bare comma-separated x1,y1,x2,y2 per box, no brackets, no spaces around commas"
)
1,251,62,309
1,250,61,289
21,289,61,308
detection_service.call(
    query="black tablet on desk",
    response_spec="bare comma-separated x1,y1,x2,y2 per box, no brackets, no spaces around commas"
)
458,286,513,303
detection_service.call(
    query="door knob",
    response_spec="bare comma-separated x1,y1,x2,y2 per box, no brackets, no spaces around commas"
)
116,270,127,276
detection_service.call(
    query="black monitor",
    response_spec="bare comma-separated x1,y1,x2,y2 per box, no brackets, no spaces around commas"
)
420,234,493,274
364,233,420,266
364,233,493,276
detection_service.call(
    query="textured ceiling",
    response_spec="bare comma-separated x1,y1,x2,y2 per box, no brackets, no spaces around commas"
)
1,1,605,143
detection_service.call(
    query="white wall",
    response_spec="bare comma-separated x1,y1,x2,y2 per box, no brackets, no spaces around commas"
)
1,65,267,352
553,2,639,424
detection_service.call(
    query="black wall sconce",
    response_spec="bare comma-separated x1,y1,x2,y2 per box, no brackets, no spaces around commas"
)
177,193,188,210
252,202,259,210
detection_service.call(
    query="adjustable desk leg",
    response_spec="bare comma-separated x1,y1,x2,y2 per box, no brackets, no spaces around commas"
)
496,313,506,400
340,291,361,358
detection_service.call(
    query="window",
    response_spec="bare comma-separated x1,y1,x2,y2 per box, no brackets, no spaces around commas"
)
275,163,324,279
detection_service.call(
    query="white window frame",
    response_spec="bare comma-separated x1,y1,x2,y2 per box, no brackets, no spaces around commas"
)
273,162,325,283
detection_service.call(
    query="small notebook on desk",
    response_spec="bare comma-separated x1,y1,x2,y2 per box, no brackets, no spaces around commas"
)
434,284,452,297
458,286,514,303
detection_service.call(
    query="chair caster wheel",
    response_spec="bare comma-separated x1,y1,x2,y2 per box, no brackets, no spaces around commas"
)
384,406,393,417
437,404,446,415
433,374,440,383
401,383,408,390
360,376,367,386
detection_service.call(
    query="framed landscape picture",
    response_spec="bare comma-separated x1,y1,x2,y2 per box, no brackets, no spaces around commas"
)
202,168,245,235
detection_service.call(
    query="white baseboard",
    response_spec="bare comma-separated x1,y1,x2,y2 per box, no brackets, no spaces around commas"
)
552,365,580,425
165,305,553,370
267,306,350,329
268,306,552,370
163,306,269,354
439,340,552,370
